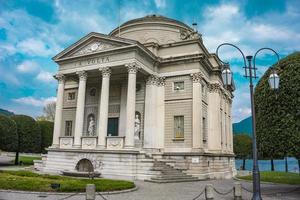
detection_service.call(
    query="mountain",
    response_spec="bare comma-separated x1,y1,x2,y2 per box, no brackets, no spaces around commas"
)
0,108,14,116
232,116,252,137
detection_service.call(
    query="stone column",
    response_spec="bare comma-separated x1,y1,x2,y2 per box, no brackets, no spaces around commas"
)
125,63,138,148
191,73,203,150
144,75,158,149
52,74,65,147
156,77,165,149
97,67,111,147
74,71,87,147
118,83,127,137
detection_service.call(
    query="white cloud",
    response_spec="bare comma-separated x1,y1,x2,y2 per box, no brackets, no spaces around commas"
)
36,70,54,83
17,60,40,73
17,38,54,57
202,2,300,57
154,0,166,8
13,96,56,107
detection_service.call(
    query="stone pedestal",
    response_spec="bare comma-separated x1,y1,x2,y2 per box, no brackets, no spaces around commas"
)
106,136,125,150
82,137,97,149
59,137,73,149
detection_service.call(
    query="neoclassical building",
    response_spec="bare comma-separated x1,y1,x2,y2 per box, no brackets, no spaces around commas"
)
36,15,235,182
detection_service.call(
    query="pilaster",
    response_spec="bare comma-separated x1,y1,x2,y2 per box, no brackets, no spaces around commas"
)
191,72,204,150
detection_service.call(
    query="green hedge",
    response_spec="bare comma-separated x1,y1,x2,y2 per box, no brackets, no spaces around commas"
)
11,115,41,153
0,115,18,152
37,120,53,153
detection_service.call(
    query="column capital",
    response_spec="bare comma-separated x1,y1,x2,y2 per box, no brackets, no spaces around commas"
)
76,71,87,81
54,73,65,83
208,83,221,93
146,75,158,85
190,72,204,83
157,76,166,87
100,67,111,78
125,62,139,74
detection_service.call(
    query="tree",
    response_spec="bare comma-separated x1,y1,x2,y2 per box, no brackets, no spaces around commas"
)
10,115,41,164
233,134,252,170
37,120,53,153
37,102,56,122
0,115,18,152
255,52,300,172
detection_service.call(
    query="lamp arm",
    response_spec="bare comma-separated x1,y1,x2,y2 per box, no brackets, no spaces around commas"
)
253,48,280,71
216,43,247,68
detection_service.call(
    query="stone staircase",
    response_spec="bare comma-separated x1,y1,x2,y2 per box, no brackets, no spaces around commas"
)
144,155,200,183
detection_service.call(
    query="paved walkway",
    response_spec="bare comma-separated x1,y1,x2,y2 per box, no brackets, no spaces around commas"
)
0,179,299,200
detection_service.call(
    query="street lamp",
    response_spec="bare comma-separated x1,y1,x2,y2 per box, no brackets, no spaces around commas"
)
216,43,280,200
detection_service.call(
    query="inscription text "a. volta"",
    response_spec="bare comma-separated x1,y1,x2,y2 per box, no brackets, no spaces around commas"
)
75,56,110,67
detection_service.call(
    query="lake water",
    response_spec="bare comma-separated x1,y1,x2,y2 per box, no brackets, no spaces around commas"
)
235,157,299,172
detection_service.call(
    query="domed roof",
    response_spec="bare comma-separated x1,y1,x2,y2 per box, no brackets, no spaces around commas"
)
109,15,195,45
110,14,193,36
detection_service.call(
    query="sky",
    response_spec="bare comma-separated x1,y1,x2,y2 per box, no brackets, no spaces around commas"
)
0,0,299,123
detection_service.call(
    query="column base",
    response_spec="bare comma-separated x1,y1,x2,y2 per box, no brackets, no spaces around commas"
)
95,145,105,149
191,148,204,153
72,145,82,149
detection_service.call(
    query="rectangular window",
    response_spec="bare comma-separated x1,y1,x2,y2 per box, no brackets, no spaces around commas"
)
174,81,184,91
174,116,184,138
67,92,75,100
65,121,72,136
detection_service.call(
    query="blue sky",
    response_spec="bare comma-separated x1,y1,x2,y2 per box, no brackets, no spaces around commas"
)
0,0,299,122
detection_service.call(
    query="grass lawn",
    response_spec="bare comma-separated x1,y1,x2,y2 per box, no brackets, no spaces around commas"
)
19,156,41,165
0,170,135,192
238,171,300,185
8,156,41,166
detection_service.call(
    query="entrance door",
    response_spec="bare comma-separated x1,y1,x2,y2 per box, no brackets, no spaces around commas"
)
107,118,119,136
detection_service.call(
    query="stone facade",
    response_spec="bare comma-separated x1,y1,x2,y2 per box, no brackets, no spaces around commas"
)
37,15,236,181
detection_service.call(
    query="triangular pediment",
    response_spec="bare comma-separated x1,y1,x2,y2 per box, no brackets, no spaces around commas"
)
53,32,137,61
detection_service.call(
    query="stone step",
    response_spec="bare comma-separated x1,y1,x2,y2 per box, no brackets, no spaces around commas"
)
145,177,200,183
152,175,194,180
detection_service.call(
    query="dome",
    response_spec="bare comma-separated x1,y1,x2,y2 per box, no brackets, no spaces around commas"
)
109,15,196,45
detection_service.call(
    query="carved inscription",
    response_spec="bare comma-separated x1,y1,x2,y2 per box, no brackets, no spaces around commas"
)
74,56,110,67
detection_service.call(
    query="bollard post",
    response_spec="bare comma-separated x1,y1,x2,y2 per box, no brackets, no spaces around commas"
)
234,182,242,200
86,184,96,200
205,184,214,200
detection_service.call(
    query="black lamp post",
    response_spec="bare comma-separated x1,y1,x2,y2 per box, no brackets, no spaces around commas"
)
216,43,280,200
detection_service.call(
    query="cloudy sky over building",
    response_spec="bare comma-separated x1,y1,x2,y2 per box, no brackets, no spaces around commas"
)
0,0,299,122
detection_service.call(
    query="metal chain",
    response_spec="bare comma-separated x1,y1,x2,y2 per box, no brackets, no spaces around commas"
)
192,188,205,200
213,187,233,195
57,192,82,200
97,191,108,200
